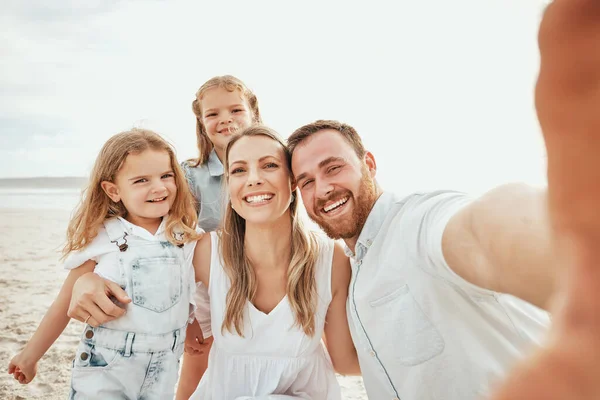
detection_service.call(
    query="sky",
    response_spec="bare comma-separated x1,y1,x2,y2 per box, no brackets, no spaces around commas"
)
1,0,549,196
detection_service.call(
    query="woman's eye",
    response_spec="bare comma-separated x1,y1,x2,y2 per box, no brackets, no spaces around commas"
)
265,162,278,169
231,168,244,174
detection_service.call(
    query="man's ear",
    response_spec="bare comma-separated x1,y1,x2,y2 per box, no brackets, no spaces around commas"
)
364,151,377,178
101,181,120,202
290,177,298,192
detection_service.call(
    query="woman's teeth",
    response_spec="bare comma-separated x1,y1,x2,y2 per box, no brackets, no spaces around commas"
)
245,194,273,203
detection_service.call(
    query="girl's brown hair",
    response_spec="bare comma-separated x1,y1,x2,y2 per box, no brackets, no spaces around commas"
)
63,128,199,257
190,75,262,167
220,125,319,337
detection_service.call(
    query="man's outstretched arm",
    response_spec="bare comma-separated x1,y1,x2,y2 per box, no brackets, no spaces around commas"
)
492,1,600,399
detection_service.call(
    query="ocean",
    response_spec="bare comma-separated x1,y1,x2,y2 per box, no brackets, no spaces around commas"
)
0,177,87,211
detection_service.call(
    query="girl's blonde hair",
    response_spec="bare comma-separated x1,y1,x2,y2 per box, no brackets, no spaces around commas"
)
219,125,319,337
63,128,199,257
190,75,262,167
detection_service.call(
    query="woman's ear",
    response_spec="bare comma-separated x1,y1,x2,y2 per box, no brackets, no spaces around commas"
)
101,181,120,202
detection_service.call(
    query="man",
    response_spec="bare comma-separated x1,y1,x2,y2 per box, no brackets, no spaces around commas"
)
68,1,600,398
285,0,599,397
288,115,552,399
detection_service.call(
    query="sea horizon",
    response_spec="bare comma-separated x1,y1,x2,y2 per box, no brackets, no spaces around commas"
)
0,177,86,210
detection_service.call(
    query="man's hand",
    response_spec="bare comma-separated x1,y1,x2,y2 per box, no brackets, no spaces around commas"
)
492,1,600,399
67,272,131,327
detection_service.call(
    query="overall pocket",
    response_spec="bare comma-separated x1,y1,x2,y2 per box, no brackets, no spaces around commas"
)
72,341,122,371
131,256,182,313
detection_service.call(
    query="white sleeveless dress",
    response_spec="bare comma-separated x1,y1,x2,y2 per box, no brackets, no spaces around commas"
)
190,231,342,400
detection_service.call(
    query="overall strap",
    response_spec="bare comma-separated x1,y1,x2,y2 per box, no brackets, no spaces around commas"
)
103,218,129,252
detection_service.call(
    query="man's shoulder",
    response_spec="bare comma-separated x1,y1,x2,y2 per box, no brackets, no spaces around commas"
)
380,190,471,231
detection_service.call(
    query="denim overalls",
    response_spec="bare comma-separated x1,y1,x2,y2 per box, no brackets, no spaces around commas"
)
69,218,192,400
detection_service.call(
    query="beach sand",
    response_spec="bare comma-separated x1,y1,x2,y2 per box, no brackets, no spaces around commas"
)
0,208,367,399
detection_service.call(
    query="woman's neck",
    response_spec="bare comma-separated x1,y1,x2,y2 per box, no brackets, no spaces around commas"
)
244,214,292,270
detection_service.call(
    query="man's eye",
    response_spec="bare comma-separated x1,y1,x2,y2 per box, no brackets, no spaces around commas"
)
302,179,314,188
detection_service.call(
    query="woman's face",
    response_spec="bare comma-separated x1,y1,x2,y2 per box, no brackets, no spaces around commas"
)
227,135,294,226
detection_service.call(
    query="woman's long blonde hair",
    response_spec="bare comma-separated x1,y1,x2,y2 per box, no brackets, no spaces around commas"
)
190,75,262,167
220,125,319,337
63,128,199,257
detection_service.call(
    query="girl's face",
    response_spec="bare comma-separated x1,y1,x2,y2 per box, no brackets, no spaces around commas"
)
102,149,177,232
227,136,294,226
200,87,254,155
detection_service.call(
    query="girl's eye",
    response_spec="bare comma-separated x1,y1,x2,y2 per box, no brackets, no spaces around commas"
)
205,112,217,118
134,178,147,184
162,173,174,179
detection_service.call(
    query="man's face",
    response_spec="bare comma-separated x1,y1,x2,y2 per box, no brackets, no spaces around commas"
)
291,129,378,243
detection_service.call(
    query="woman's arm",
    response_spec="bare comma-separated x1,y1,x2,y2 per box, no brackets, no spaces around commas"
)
323,242,361,376
193,232,212,288
8,259,96,383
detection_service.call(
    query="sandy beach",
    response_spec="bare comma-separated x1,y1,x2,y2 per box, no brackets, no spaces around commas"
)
0,208,367,399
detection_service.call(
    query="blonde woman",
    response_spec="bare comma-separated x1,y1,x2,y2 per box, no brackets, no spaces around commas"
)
188,125,359,398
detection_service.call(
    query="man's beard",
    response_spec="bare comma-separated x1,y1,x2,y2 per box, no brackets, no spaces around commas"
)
309,167,378,241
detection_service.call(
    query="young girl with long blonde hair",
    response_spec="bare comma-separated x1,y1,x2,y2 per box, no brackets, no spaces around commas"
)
8,128,202,399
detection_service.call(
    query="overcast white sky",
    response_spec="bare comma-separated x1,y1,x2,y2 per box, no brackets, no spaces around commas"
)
1,0,548,195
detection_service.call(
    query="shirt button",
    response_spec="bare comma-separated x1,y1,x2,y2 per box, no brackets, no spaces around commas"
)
366,239,372,246
80,352,89,361
85,330,94,339
369,350,376,357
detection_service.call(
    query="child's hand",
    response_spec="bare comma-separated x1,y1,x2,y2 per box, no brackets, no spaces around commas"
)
7,352,38,384
184,318,209,356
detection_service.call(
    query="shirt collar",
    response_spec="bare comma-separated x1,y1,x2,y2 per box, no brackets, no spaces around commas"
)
343,191,398,259
117,216,167,240
207,149,224,177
